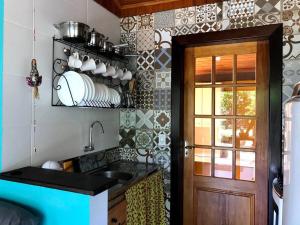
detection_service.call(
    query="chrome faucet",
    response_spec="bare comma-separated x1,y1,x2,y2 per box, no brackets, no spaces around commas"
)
84,121,105,152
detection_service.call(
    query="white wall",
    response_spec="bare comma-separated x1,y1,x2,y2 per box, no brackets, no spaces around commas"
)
2,0,120,171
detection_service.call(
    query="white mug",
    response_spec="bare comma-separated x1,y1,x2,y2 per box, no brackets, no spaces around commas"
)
81,55,96,71
68,52,82,69
112,67,124,79
92,59,107,74
121,69,132,80
102,64,116,77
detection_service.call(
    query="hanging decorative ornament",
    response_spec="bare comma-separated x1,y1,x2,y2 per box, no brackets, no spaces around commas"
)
26,59,42,99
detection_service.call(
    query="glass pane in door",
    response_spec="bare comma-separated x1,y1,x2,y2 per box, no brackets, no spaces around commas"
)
215,150,233,179
215,119,233,147
237,54,256,83
215,55,233,84
215,87,233,115
195,88,212,115
195,57,212,85
237,87,256,116
236,119,256,149
192,43,258,184
194,148,212,176
236,151,255,181
195,118,212,146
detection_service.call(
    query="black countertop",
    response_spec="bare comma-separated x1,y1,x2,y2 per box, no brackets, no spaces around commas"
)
0,167,117,196
88,161,160,208
0,158,160,199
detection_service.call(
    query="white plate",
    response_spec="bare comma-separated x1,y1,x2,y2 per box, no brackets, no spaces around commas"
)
102,85,110,102
78,74,89,106
113,91,119,104
93,84,99,101
114,91,121,105
98,84,106,102
83,74,95,101
115,91,121,105
82,74,91,100
109,88,120,105
82,74,92,101
95,84,101,102
57,71,85,106
108,87,114,103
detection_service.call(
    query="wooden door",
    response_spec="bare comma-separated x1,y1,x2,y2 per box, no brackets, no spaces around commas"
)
183,41,269,225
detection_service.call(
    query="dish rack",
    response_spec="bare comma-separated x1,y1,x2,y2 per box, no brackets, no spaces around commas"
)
51,37,136,109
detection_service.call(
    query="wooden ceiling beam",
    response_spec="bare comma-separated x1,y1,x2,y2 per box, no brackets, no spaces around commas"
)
94,0,121,16
95,0,222,17
120,0,196,17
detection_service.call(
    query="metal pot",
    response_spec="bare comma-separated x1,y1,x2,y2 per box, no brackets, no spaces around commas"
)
99,36,108,50
113,44,129,55
102,40,114,52
87,29,104,47
113,47,123,55
54,21,90,43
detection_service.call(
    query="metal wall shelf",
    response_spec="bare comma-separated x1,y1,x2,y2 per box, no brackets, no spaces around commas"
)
51,38,136,109
53,37,130,63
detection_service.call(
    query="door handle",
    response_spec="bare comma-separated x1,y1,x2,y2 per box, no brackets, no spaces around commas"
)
184,141,195,158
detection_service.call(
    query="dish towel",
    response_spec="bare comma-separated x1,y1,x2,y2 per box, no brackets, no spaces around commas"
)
126,171,166,225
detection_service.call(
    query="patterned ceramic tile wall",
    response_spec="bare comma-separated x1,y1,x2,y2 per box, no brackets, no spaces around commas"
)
119,0,300,223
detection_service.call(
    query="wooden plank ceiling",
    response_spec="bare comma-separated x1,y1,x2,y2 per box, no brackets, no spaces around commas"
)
95,0,221,17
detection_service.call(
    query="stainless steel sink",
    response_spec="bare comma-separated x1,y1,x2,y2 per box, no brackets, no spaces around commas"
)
92,171,133,184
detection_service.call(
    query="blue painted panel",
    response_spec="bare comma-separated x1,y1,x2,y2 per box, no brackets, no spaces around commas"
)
0,0,4,172
0,180,90,225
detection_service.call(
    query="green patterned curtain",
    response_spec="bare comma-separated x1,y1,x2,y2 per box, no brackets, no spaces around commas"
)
126,171,166,225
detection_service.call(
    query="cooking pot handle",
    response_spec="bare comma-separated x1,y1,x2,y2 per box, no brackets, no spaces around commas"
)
53,24,60,29
113,43,128,48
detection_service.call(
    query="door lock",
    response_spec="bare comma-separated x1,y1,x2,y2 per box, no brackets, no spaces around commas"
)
184,140,195,158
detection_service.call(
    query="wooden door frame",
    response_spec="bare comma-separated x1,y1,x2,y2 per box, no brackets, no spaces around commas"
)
170,24,283,225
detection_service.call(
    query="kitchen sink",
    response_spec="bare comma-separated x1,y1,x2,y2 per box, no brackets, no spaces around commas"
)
92,171,133,184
